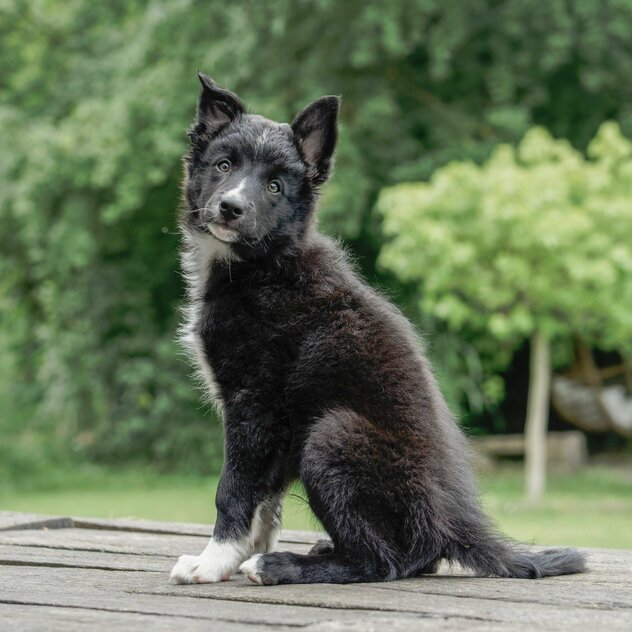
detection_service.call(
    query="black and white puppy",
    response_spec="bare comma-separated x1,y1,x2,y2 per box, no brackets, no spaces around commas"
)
170,74,585,585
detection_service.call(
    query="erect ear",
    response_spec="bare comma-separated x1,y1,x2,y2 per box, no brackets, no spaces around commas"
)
189,73,246,143
291,96,340,185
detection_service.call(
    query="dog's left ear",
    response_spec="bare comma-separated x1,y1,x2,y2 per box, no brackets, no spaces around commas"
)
292,96,340,185
190,73,246,143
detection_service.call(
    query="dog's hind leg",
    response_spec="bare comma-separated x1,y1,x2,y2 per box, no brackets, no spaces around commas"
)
240,550,381,585
307,538,334,556
240,409,436,585
417,558,441,575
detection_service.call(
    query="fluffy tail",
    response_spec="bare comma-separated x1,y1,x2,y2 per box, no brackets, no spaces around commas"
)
446,529,586,579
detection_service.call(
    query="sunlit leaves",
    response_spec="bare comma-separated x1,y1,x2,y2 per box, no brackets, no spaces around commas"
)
378,123,632,401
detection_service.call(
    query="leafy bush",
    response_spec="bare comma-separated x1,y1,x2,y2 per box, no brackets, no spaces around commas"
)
378,122,632,413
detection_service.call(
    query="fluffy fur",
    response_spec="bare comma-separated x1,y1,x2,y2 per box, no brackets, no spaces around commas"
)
170,73,586,585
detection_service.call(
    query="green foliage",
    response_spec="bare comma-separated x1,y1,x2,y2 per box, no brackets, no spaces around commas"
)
2,0,632,469
378,122,632,410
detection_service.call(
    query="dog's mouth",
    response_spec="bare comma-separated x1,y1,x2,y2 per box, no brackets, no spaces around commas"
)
206,221,240,244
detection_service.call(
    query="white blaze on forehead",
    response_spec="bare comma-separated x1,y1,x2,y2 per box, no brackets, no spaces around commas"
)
223,178,247,202
256,129,271,149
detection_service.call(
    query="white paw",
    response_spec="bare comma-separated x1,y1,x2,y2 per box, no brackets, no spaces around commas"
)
239,554,264,585
170,554,232,584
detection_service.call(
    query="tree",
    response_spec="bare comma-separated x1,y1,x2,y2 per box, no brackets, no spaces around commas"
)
2,1,632,469
377,122,632,499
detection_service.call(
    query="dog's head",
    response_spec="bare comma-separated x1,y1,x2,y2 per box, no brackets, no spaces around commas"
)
182,73,339,257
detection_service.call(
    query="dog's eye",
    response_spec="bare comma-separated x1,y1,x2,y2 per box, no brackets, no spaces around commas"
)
216,160,231,173
267,180,281,194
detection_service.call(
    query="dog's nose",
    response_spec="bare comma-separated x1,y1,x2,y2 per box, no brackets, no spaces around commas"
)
219,199,245,221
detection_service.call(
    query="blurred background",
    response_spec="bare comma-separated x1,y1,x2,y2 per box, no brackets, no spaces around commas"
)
1,0,631,548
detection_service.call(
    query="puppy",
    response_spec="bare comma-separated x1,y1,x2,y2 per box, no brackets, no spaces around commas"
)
170,74,585,585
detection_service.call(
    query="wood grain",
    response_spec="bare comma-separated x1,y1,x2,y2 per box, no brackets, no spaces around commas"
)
1,511,630,631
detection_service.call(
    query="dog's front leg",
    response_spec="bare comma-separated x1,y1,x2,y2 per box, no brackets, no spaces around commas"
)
170,414,285,584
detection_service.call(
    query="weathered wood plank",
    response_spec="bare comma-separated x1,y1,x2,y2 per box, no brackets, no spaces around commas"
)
301,621,537,631
0,603,281,632
2,540,631,609
0,511,323,543
149,582,631,629
2,527,631,583
0,602,536,632
2,564,631,630
0,527,210,556
1,513,631,631
2,527,631,584
0,565,498,630
0,540,309,571
74,516,325,544
0,528,314,557
0,511,73,531
73,516,215,536
0,543,170,572
366,574,632,609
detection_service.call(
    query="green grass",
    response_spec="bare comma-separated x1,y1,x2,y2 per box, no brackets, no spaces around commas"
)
0,465,323,531
1,463,630,548
479,465,632,549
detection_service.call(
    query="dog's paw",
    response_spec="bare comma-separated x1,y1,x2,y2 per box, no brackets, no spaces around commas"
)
308,538,334,556
239,554,265,585
240,552,301,585
170,554,232,584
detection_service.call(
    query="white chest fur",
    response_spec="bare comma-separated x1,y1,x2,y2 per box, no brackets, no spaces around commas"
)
178,232,232,410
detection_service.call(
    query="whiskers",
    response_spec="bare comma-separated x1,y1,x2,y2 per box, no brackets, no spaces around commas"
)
183,205,275,259
257,231,274,254
240,231,273,255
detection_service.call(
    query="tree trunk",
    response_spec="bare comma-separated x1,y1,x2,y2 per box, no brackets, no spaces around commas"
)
524,330,551,501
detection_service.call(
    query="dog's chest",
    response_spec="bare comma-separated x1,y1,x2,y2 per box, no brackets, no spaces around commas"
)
179,238,231,407
180,297,224,407
198,289,288,378
181,256,295,406
180,237,315,413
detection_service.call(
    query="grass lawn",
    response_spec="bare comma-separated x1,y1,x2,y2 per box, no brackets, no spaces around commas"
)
479,464,632,549
1,463,630,548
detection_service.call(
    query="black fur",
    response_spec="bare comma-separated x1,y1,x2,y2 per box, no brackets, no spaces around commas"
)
177,74,586,585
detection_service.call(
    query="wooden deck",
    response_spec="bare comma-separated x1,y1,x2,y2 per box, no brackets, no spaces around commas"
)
1,511,630,631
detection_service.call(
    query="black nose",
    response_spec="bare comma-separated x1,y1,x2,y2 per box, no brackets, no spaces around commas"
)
219,199,244,221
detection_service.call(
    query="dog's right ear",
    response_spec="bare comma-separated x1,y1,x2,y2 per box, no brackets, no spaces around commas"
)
189,73,246,144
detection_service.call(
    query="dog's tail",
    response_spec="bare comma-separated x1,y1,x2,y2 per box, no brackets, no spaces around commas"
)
445,520,586,579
